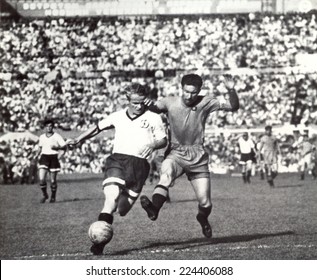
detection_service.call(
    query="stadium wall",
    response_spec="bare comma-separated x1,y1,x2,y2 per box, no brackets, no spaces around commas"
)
4,0,317,18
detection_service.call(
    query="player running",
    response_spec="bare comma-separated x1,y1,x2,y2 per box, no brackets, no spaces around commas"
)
140,73,239,238
67,83,167,255
237,132,256,184
257,125,281,187
37,119,67,203
294,134,315,180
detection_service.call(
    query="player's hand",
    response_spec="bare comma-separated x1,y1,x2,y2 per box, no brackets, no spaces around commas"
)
222,74,235,90
66,138,78,149
140,146,154,159
144,98,154,107
51,145,59,151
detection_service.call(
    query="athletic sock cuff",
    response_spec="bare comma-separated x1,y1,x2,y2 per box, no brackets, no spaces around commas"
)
98,213,114,224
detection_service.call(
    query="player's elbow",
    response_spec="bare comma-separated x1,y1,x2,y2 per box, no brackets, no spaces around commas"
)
230,103,239,112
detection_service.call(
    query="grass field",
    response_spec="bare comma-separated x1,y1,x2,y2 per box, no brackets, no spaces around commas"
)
0,172,316,260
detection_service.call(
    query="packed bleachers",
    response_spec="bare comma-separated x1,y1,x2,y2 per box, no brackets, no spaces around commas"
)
1,13,317,179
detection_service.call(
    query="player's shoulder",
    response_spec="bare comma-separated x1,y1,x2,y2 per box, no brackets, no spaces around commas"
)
144,110,163,120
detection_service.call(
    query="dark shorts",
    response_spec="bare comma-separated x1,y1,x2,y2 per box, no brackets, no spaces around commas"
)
102,153,150,194
39,154,61,172
239,153,253,164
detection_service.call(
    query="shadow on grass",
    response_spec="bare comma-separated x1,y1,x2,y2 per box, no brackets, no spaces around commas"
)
111,230,295,256
59,176,102,183
272,184,304,189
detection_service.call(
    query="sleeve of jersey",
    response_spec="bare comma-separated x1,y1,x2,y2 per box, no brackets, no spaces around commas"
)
57,134,66,146
151,114,167,141
97,114,115,131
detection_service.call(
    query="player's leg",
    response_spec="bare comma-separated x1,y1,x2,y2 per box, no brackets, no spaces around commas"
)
49,171,58,203
246,160,252,183
189,175,212,238
38,168,49,203
140,158,182,221
240,162,247,183
117,189,139,216
48,155,61,203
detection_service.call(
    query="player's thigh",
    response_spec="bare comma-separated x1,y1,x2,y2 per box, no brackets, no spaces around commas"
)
190,177,211,207
158,158,183,186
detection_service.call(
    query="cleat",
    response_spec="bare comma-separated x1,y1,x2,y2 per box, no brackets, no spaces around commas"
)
268,179,274,187
196,214,212,238
40,193,49,203
49,197,56,203
90,242,106,255
140,195,158,221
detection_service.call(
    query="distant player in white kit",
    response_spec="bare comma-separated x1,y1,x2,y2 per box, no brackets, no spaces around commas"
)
37,119,67,203
140,74,239,238
238,132,256,184
67,83,167,255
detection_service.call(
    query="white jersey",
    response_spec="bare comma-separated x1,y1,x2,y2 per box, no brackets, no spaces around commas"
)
39,132,66,155
238,137,255,154
98,109,166,159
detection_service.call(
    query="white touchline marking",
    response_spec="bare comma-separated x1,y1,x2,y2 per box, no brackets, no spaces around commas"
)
11,243,317,259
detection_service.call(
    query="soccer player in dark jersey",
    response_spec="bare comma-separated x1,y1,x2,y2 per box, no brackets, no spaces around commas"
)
140,73,239,238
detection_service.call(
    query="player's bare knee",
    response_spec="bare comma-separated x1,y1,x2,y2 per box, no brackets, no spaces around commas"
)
158,172,173,186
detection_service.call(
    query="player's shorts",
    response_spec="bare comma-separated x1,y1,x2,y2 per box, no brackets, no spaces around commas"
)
164,143,210,181
262,150,278,165
299,152,312,167
38,154,61,172
239,153,253,165
102,153,150,195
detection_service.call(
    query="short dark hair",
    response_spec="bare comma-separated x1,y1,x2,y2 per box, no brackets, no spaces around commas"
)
43,119,54,126
181,74,203,89
124,83,147,97
265,125,272,131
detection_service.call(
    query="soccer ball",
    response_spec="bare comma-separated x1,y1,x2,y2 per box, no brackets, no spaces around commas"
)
88,221,113,244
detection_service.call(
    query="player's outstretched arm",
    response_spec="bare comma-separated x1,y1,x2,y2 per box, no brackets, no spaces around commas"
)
67,125,101,147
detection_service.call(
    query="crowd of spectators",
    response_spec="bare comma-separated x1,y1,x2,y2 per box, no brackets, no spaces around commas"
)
1,13,317,179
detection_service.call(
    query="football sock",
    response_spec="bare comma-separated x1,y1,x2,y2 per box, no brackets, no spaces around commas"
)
152,193,167,211
40,184,48,196
51,183,57,199
197,204,212,219
98,213,113,225
242,172,247,183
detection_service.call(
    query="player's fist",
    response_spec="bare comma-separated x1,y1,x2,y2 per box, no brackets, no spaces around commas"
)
66,138,77,149
222,75,235,90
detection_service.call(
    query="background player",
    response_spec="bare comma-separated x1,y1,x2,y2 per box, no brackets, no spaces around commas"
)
294,133,315,180
237,132,256,184
257,125,281,187
67,83,167,255
37,119,67,203
140,73,239,238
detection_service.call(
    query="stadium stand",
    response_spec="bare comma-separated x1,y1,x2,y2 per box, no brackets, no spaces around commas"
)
0,1,317,179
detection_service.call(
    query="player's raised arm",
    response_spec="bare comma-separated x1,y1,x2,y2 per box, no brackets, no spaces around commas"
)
222,75,239,112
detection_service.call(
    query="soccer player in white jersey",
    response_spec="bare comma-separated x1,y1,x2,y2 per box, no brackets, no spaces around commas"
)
257,125,281,187
140,74,239,238
67,83,167,255
238,132,256,184
37,119,67,203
